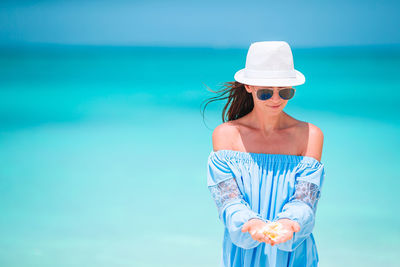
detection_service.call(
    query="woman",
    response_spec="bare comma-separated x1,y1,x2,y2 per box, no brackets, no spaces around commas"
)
203,41,326,266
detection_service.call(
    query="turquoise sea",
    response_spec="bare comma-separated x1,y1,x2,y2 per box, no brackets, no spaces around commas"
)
0,44,399,266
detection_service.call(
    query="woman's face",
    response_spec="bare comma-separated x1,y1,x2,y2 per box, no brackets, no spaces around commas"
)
244,84,295,112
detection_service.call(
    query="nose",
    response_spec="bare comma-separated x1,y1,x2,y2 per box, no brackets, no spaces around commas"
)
270,88,281,103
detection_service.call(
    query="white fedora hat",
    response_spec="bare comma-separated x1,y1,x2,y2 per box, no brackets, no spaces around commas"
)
234,41,305,87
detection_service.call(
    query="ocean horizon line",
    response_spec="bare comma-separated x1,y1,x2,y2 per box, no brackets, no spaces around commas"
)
1,41,400,52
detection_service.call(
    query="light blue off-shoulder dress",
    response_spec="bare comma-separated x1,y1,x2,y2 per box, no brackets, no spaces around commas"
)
207,149,326,267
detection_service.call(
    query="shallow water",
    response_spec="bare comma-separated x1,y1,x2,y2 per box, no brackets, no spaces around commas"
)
0,44,399,266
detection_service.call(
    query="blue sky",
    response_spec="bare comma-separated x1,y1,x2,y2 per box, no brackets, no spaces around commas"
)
0,0,399,48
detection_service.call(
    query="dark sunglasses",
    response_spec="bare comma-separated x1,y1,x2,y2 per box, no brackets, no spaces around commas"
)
256,88,295,101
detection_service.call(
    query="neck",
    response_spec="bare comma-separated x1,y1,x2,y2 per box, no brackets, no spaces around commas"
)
248,107,287,134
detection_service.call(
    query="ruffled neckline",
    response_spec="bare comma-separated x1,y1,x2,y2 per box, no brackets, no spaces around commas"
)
210,149,323,165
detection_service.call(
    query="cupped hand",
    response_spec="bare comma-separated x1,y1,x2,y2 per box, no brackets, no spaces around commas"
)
241,218,275,246
267,218,301,246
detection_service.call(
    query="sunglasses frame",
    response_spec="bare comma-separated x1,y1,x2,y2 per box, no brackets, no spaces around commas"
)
256,87,295,101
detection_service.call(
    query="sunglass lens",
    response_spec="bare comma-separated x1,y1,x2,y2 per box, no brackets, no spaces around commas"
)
257,89,273,100
279,88,295,100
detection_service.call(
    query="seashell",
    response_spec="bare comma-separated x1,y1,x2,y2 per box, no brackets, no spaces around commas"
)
262,222,289,241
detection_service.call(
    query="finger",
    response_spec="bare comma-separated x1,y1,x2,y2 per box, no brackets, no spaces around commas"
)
254,232,265,242
262,237,270,245
292,221,300,232
271,237,280,245
261,232,275,245
285,231,294,241
242,223,250,233
264,236,274,246
269,238,276,246
273,233,288,244
277,233,292,244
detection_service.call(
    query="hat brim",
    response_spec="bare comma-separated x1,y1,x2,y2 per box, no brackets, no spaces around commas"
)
234,69,305,87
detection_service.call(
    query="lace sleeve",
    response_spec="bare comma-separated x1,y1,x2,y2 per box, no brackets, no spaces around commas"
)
209,178,243,216
291,180,322,213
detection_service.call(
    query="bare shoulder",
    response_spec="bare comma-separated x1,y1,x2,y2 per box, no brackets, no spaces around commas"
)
212,121,240,151
303,122,324,162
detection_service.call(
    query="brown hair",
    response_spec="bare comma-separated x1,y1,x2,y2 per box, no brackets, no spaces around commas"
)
200,81,254,123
